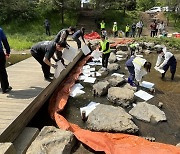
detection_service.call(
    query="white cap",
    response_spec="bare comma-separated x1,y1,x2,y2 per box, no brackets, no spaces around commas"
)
114,22,117,24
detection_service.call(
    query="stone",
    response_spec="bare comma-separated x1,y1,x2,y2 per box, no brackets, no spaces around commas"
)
108,52,117,63
122,83,137,92
116,44,128,51
116,50,127,55
0,143,16,154
93,81,110,96
144,50,152,54
87,104,139,134
106,76,125,87
129,102,167,123
107,63,120,72
158,102,163,108
26,126,76,154
108,87,134,107
176,143,180,147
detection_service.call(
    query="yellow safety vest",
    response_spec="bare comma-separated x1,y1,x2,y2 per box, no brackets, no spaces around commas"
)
113,25,117,32
125,26,130,32
100,40,111,54
100,22,105,29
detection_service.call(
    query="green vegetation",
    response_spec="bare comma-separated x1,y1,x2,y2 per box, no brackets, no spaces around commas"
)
135,36,180,50
102,10,140,31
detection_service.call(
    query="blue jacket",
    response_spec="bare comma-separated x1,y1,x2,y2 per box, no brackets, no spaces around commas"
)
0,28,10,54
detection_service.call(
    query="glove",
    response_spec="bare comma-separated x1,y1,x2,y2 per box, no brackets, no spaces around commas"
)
52,64,58,69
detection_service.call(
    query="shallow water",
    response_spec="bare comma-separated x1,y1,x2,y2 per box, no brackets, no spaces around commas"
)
62,51,180,146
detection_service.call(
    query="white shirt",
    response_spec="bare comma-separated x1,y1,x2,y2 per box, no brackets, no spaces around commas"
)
132,57,147,82
156,51,173,68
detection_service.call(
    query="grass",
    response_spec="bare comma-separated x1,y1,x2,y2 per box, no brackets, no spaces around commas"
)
1,10,78,51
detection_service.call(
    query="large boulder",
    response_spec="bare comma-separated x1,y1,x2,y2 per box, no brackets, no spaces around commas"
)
27,126,76,154
93,81,110,96
87,104,139,134
116,44,129,51
122,83,137,92
116,50,127,55
109,52,117,63
107,63,120,72
107,76,125,87
129,102,167,123
108,87,134,107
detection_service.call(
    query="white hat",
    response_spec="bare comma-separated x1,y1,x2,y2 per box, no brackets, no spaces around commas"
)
114,22,117,24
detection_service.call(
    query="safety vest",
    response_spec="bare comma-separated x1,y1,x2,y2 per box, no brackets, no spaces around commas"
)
113,25,117,32
100,40,111,54
125,26,130,32
100,22,105,29
130,43,136,48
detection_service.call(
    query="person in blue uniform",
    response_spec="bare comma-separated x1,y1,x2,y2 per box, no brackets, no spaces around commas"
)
0,27,12,93
155,47,177,80
126,56,151,86
30,41,66,81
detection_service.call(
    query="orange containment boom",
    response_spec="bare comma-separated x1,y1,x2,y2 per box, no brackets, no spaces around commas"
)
49,55,180,154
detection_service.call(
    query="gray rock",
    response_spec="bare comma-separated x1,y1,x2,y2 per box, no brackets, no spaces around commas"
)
129,102,167,123
107,63,120,72
27,126,76,154
158,102,163,108
144,50,152,54
93,81,110,96
116,44,128,51
107,76,125,87
116,51,127,55
122,83,137,92
87,104,139,133
108,87,134,107
98,69,109,77
176,143,180,147
108,52,117,63
144,42,155,49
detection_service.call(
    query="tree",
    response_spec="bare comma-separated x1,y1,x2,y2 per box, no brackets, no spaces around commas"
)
137,0,156,11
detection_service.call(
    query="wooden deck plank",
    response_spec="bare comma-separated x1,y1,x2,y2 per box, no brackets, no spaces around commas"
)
0,45,82,142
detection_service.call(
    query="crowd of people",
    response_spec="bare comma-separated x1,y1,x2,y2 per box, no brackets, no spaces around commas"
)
0,17,176,93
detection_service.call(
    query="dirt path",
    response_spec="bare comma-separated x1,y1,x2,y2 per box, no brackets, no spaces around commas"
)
141,12,175,36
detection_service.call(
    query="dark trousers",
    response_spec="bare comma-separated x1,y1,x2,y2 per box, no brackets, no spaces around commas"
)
31,50,50,79
137,28,142,37
131,30,136,37
162,56,177,79
73,37,81,49
0,52,9,92
45,26,50,36
113,31,117,37
151,30,155,37
127,66,135,84
125,32,129,37
102,52,110,68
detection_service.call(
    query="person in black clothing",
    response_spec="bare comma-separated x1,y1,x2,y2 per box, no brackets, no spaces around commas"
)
44,19,50,36
72,27,86,49
30,41,66,81
131,23,136,37
0,27,12,93
54,27,75,60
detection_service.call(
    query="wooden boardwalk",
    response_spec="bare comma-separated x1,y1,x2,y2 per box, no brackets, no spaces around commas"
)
0,50,83,142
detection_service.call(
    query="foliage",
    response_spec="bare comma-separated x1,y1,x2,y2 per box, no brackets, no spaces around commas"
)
135,36,180,50
136,0,156,11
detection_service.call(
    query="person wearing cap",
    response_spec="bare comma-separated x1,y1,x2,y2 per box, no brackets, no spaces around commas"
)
72,27,86,49
0,27,12,93
129,41,139,56
99,35,111,71
125,24,130,37
156,47,177,80
54,27,75,60
112,22,118,37
30,41,67,82
126,56,151,86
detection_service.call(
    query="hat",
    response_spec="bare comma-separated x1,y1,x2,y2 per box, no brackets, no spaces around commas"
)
114,22,117,24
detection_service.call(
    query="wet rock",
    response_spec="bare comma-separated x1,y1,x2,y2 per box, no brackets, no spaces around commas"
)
27,126,76,154
108,52,117,63
116,50,127,55
108,87,134,107
116,44,128,51
129,102,167,123
144,42,155,50
98,69,109,77
106,76,125,87
122,83,137,92
87,104,139,134
107,63,120,72
110,49,117,53
158,102,163,108
93,81,110,96
176,143,180,147
143,136,156,142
